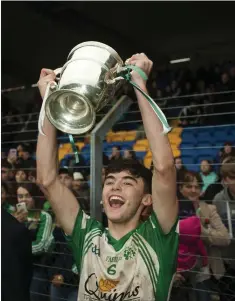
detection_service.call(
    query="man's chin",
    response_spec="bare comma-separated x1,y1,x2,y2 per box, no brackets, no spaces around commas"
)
105,209,124,223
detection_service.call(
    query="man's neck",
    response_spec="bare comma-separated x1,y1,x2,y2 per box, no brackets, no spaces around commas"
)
108,218,140,241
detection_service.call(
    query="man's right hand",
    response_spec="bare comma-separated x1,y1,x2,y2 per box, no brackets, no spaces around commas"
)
37,68,56,99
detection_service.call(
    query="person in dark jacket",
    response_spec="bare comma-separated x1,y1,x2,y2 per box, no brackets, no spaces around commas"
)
1,208,33,301
48,223,79,301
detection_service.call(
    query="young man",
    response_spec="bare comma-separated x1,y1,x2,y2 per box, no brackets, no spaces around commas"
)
37,53,178,301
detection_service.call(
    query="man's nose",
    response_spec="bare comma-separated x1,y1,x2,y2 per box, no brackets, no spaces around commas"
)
112,181,121,190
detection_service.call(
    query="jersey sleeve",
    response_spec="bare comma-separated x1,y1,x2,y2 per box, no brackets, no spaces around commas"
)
66,209,102,273
138,211,179,301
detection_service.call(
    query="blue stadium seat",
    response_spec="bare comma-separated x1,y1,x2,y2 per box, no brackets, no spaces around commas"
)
227,127,235,138
197,132,213,143
195,127,214,136
196,142,213,148
181,148,198,158
180,142,195,149
135,151,147,160
226,134,235,143
181,131,196,143
212,130,230,144
181,156,195,168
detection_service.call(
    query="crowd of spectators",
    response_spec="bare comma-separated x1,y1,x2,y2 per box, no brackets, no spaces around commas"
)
1,61,235,301
2,138,235,301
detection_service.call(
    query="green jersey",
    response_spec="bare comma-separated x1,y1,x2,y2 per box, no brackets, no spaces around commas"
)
67,210,179,301
2,202,15,215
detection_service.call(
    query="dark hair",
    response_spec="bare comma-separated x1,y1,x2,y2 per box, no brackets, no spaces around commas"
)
224,141,232,146
180,170,203,188
21,143,32,154
105,159,152,194
1,159,13,169
15,164,29,177
112,145,121,151
220,156,235,179
16,182,45,209
1,182,9,194
124,149,137,160
59,167,72,177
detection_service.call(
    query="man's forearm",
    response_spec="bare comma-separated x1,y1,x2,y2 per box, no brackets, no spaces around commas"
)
134,86,174,170
36,116,58,186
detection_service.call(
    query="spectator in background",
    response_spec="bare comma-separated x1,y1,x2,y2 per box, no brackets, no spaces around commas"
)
1,159,16,199
48,219,79,301
174,156,187,184
15,164,29,183
28,169,37,183
2,207,33,301
109,145,122,163
17,143,36,169
178,100,203,126
58,167,73,189
219,142,235,163
1,159,13,182
6,147,18,166
213,156,235,230
1,182,15,214
200,159,218,194
179,171,230,300
14,183,53,301
123,148,137,160
171,80,181,97
72,172,90,214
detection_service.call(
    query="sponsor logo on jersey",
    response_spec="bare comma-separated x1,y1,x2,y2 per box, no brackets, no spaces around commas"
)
99,278,119,292
124,246,136,260
91,243,100,256
106,256,122,263
84,273,140,301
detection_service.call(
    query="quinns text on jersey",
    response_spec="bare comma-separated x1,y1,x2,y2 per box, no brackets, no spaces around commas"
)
83,273,140,301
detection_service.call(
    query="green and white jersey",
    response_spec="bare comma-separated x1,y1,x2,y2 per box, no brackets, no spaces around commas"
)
67,210,179,301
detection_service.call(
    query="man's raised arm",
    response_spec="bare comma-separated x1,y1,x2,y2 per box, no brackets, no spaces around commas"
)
36,69,79,235
129,54,177,233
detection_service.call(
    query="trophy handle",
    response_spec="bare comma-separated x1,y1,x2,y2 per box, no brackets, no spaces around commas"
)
54,67,62,81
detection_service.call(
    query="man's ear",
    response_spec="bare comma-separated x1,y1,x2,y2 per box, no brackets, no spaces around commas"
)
141,194,153,221
142,194,152,207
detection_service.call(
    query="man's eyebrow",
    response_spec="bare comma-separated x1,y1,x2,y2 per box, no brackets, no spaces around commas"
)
104,175,138,183
122,176,138,183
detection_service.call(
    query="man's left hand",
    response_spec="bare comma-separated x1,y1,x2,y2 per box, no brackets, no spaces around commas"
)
126,53,153,89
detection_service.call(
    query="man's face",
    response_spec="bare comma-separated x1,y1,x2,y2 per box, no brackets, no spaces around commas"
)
59,173,73,189
224,176,235,195
22,151,30,160
1,167,10,181
102,171,151,223
15,170,27,183
221,73,229,84
72,179,82,191
200,160,210,174
175,158,182,170
180,177,201,202
112,147,120,158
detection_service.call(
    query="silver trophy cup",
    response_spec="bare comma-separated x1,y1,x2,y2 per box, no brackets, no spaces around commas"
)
44,41,124,135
